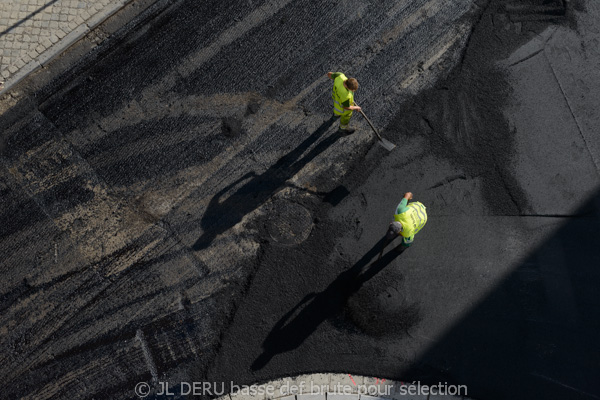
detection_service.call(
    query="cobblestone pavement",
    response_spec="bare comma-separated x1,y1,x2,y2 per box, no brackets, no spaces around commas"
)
0,0,131,92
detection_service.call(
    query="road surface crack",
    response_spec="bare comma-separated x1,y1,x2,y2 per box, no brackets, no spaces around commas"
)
543,50,600,175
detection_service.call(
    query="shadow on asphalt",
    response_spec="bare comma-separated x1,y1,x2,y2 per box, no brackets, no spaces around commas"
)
192,117,341,251
251,236,407,371
403,192,600,400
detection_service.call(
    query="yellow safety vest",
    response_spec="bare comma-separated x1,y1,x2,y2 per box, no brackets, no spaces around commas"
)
332,73,354,116
394,202,427,238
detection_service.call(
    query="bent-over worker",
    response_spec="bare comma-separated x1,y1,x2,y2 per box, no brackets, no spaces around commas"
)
327,71,361,134
385,191,428,247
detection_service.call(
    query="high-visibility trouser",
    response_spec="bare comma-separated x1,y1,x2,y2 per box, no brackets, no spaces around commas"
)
339,110,352,127
333,100,353,126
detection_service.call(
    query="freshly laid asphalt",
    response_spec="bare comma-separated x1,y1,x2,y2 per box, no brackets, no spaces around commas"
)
1,0,599,399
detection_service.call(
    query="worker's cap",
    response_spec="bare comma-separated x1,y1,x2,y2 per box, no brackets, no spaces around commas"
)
386,221,403,239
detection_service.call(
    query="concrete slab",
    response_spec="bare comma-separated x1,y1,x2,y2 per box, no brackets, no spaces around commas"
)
327,393,359,400
267,378,303,398
385,383,428,400
361,377,395,398
296,373,331,394
231,389,267,400
387,388,428,400
329,374,364,394
298,394,326,400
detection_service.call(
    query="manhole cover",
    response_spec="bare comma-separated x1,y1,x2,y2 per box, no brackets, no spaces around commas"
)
266,200,313,245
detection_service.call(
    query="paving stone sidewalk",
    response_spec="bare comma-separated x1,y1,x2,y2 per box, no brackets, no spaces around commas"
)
214,374,474,400
0,0,132,94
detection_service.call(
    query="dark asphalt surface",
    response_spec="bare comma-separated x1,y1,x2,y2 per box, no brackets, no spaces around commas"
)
1,0,599,399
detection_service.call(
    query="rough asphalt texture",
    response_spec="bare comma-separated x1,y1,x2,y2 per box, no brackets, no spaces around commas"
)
1,0,599,399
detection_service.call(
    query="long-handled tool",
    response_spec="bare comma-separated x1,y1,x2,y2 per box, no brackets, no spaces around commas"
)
355,102,396,151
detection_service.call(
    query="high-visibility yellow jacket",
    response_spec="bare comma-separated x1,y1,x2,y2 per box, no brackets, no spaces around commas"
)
332,73,353,116
394,201,427,238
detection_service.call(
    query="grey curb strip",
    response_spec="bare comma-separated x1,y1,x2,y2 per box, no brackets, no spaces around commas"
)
210,373,476,400
0,0,132,97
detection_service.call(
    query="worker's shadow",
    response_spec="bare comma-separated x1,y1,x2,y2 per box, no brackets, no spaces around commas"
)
251,237,407,371
192,117,343,251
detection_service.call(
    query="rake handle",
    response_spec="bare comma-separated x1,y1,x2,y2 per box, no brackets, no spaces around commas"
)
354,102,385,142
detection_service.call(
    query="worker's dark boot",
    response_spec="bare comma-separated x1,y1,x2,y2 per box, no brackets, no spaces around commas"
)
338,126,356,134
394,243,408,253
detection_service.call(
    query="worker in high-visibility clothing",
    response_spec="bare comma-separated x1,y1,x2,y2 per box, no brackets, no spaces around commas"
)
327,71,361,134
385,192,428,247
